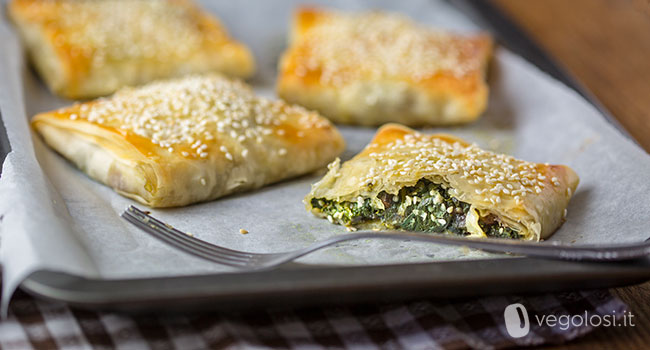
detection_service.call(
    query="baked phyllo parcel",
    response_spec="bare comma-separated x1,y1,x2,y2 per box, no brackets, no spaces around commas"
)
32,74,345,208
277,8,492,126
306,124,579,241
8,0,255,99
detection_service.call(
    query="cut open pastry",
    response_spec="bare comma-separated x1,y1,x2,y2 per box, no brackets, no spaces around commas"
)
306,124,579,241
277,7,492,126
32,74,345,207
8,0,255,99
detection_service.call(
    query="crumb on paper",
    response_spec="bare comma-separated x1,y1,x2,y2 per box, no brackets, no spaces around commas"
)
239,229,248,234
186,232,194,237
165,223,174,229
460,246,471,255
144,211,151,214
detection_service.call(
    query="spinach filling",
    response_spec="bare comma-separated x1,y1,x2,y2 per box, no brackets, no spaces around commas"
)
311,179,521,239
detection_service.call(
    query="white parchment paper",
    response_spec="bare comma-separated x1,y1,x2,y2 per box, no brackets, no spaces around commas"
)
1,0,650,307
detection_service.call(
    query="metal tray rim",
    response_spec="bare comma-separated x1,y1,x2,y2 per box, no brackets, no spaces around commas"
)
20,258,650,312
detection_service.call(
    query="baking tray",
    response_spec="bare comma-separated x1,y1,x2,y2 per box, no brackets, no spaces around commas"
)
5,0,650,312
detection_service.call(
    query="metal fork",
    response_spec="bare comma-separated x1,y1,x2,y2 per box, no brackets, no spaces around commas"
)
121,205,650,270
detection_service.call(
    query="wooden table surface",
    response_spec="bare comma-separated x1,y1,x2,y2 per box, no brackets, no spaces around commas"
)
493,0,650,348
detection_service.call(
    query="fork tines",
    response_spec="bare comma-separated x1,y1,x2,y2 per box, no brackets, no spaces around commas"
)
121,206,258,267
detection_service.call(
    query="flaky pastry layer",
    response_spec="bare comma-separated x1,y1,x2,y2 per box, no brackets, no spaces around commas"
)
306,124,579,241
9,0,255,98
33,74,345,207
277,8,492,126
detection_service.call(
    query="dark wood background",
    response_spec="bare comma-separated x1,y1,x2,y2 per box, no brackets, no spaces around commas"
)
493,0,650,348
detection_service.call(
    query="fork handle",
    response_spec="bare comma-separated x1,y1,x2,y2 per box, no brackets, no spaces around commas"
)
287,231,650,263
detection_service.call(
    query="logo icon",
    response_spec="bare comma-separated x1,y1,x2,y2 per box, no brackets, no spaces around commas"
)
504,303,530,338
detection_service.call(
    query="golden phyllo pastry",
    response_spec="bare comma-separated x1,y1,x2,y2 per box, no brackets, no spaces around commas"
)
8,0,255,99
306,124,579,241
277,8,492,126
32,74,345,207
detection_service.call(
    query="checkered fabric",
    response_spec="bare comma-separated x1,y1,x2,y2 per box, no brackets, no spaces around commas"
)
0,288,627,349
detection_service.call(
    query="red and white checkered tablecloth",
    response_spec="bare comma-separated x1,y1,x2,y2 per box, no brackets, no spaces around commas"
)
0,288,627,350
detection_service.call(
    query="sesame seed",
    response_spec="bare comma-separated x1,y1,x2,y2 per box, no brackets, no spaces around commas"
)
289,10,485,87
200,178,206,186
353,126,564,207
50,1,206,66
278,148,287,156
60,74,329,160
